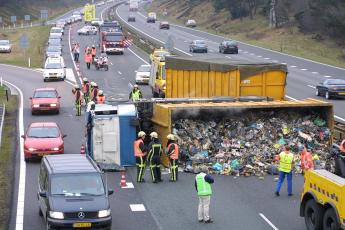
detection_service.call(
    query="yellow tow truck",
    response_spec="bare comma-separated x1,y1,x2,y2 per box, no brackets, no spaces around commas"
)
301,169,345,230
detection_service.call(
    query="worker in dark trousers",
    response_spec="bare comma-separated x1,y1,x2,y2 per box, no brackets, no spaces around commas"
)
86,101,95,158
134,131,147,182
166,134,179,182
72,85,83,116
148,132,163,183
82,78,90,105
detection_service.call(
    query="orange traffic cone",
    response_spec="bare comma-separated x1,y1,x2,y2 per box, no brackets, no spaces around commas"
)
80,144,85,154
120,172,127,188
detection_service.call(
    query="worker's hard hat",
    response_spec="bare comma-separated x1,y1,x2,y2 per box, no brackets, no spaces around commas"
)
93,82,98,87
90,81,95,86
150,132,158,138
138,131,146,138
92,45,95,48
98,90,103,95
167,134,175,140
134,84,139,88
83,77,88,82
74,84,80,89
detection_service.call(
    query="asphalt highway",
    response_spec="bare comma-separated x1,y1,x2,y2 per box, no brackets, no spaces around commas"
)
115,3,345,123
4,1,342,230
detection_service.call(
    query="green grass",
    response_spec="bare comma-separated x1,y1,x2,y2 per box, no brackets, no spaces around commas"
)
0,26,51,68
0,86,18,230
148,0,345,68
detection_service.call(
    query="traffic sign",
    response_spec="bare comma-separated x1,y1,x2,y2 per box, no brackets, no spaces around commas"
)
40,10,48,20
10,16,17,23
24,15,31,21
84,4,96,22
20,34,29,49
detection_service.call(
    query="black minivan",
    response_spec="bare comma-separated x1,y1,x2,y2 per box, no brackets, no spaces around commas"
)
38,154,113,230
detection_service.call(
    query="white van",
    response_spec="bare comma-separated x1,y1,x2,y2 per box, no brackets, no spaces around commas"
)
50,27,64,38
43,56,66,82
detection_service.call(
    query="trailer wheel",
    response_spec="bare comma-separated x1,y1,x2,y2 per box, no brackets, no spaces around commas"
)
323,208,340,230
304,199,324,230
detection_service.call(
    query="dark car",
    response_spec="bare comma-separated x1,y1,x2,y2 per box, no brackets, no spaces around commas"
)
316,79,345,99
159,21,170,29
128,15,136,22
219,40,238,54
189,40,207,53
38,154,113,230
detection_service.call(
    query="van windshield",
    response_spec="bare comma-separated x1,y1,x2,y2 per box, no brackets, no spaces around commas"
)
51,173,105,196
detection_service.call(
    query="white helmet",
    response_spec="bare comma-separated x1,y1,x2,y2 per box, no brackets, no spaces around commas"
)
90,82,96,86
98,90,104,95
167,134,175,140
150,132,158,139
134,84,139,88
83,77,88,82
74,84,80,89
138,131,146,138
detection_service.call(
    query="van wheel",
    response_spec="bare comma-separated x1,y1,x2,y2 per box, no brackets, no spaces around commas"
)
39,207,43,216
323,208,340,230
304,199,324,230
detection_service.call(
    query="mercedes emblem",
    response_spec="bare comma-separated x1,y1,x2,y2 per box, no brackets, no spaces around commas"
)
78,212,85,219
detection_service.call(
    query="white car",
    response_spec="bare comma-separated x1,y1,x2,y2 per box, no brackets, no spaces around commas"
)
71,15,82,22
43,56,66,82
186,19,197,27
50,27,63,38
0,40,12,53
135,64,151,84
55,19,66,29
91,18,103,26
78,26,97,35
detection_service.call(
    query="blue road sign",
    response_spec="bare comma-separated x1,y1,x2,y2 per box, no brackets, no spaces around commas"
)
24,15,30,21
20,34,29,49
10,16,17,23
40,10,48,20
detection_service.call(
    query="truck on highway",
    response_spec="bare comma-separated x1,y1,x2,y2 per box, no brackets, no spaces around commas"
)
100,30,125,54
149,56,288,99
300,169,345,230
129,0,139,11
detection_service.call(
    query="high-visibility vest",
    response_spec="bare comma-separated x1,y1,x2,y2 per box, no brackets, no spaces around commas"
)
340,140,345,153
91,88,98,100
91,48,97,56
84,53,92,63
96,95,105,104
279,151,294,173
301,151,314,170
134,139,145,157
167,143,179,160
73,90,83,102
131,90,141,101
196,173,212,196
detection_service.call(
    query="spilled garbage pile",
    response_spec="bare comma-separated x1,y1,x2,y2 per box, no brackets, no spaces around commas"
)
173,109,332,176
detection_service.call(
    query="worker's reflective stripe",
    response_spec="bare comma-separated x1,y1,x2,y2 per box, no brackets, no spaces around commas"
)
132,91,141,101
150,144,162,157
134,139,145,157
196,173,212,196
279,151,294,173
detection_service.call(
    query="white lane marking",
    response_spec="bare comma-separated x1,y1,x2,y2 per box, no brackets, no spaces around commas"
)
264,57,270,60
312,72,318,74
243,51,248,54
281,63,287,65
115,8,193,56
301,68,308,71
65,68,76,83
68,26,82,85
307,85,316,89
118,71,122,75
259,213,279,230
285,95,297,101
130,204,146,212
3,80,25,230
257,55,262,58
64,79,76,87
324,75,332,78
225,56,232,59
170,22,345,71
290,65,297,68
127,48,149,65
250,53,255,55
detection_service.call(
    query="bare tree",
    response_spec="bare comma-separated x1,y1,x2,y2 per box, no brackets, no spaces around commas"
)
269,0,277,27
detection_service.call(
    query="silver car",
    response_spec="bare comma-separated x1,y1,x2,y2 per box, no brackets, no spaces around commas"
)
135,65,151,84
46,46,62,58
0,40,12,53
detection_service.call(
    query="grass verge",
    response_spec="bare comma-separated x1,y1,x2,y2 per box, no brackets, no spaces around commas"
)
147,1,345,69
0,26,51,68
0,86,18,230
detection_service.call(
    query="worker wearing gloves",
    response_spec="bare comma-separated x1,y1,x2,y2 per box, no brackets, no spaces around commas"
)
300,145,314,173
134,131,147,183
82,78,90,104
129,84,143,102
72,85,83,116
275,146,294,196
147,132,163,183
195,168,214,224
166,134,179,182
96,90,105,104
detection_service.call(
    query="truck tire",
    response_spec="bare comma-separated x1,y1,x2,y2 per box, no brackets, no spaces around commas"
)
323,208,340,230
304,199,324,230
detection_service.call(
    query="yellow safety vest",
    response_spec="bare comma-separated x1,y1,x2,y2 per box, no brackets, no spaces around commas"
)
279,151,294,173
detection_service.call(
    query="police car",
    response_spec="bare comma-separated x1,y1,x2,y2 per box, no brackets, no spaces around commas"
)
43,56,66,82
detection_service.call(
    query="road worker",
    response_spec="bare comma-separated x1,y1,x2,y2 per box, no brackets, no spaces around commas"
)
90,82,99,102
84,48,92,70
72,84,83,116
340,139,345,153
91,45,97,59
275,145,294,196
148,132,163,183
129,84,142,102
195,167,214,224
96,90,105,104
166,134,179,182
82,78,90,104
300,145,314,173
134,131,147,183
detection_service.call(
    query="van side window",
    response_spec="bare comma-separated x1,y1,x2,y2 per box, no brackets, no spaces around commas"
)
39,163,48,191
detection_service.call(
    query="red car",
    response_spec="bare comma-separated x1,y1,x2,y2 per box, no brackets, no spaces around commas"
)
30,88,61,115
22,122,66,162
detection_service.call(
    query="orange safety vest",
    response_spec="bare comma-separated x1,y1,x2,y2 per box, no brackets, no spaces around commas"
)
340,140,345,153
96,95,105,104
91,48,97,56
167,143,179,160
134,139,145,157
301,150,314,171
84,53,92,63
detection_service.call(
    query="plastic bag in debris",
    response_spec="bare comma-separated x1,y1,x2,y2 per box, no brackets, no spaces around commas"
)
212,163,223,171
314,117,326,127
